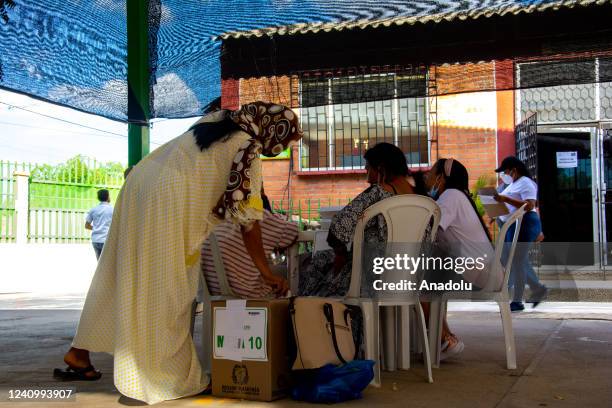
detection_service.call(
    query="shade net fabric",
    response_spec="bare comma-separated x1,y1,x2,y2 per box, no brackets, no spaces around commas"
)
0,0,611,122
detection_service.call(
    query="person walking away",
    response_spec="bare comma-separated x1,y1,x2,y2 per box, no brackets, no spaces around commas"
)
85,189,113,260
494,156,548,311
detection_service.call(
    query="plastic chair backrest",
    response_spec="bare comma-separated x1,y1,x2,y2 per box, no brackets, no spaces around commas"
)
347,195,441,298
207,231,236,297
492,205,526,290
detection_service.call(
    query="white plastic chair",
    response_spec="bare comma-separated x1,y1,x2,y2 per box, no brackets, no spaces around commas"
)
426,204,526,369
287,230,315,293
191,232,237,374
344,195,441,386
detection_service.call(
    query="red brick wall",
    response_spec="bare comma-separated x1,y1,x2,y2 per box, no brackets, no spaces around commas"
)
239,76,295,107
433,126,498,187
432,63,500,188
221,79,240,110
434,62,495,95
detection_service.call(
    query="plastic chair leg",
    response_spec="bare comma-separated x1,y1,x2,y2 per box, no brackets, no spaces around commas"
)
201,300,212,375
498,300,517,369
410,307,423,355
381,306,397,371
416,302,434,383
361,301,381,387
428,300,444,368
397,305,411,370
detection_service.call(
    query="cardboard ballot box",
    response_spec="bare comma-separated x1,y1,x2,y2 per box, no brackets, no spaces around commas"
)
211,299,292,401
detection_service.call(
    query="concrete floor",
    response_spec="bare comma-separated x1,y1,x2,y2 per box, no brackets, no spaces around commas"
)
0,303,611,407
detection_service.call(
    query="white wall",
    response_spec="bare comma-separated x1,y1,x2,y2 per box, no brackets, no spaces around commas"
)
0,244,97,294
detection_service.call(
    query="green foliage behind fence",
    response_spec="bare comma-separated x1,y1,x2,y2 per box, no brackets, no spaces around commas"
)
1,157,125,243
29,156,123,210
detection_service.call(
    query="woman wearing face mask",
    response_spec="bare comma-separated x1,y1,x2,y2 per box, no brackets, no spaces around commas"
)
494,156,547,312
423,158,499,360
298,142,425,297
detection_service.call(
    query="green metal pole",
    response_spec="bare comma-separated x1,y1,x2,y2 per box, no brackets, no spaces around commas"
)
127,0,150,166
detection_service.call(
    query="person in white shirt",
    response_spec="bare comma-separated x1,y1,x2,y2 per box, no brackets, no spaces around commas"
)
85,189,114,260
494,156,547,312
424,158,498,360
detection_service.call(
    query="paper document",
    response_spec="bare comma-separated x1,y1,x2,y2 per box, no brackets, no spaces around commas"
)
479,195,498,205
213,306,268,362
477,187,509,218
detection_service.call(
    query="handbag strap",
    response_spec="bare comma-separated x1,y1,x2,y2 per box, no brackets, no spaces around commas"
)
289,297,305,368
323,303,351,364
345,306,361,360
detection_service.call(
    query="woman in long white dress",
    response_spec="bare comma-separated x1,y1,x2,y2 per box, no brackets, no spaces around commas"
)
53,102,302,405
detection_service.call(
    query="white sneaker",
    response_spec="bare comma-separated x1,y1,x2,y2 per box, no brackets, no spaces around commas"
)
440,336,465,361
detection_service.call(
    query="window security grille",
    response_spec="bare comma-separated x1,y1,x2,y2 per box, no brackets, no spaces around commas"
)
294,70,429,170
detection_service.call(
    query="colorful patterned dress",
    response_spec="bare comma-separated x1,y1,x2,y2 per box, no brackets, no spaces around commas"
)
298,184,393,298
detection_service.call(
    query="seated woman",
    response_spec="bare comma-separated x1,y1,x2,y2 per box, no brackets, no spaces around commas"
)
202,193,299,298
299,142,425,297
423,158,499,360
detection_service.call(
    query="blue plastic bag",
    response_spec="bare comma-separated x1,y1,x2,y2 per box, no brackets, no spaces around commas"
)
291,360,375,403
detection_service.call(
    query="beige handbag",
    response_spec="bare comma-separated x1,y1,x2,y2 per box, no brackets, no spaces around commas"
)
289,297,358,370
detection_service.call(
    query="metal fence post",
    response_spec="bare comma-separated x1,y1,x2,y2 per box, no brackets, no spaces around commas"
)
14,171,30,244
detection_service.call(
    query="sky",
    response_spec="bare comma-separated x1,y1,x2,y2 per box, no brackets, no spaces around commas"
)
0,89,198,165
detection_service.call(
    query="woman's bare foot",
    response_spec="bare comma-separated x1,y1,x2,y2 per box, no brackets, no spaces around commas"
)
61,348,100,379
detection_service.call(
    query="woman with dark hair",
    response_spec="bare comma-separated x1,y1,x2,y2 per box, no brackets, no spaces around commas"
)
494,156,547,312
424,158,500,360
54,102,303,404
299,142,421,297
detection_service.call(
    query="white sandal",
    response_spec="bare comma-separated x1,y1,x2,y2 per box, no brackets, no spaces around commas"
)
440,334,464,361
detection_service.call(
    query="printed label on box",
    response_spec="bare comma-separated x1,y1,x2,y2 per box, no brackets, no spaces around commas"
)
213,307,268,362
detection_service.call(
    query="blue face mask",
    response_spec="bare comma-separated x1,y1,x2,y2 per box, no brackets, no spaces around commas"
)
428,178,441,198
428,175,442,198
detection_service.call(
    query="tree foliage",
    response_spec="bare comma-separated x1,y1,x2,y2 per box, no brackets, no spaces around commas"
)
30,155,125,185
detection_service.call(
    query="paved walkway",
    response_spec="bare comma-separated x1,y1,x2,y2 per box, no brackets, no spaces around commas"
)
0,300,611,407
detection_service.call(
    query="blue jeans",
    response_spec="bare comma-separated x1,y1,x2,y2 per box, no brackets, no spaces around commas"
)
92,242,104,260
504,212,544,302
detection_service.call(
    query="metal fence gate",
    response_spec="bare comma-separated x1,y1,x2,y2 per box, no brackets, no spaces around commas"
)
515,113,538,181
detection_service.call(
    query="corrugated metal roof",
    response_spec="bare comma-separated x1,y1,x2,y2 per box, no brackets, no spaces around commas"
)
220,0,609,40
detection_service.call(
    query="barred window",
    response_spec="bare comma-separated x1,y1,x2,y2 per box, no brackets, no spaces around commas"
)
298,73,429,171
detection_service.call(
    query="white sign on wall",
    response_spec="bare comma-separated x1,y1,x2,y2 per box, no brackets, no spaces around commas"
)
556,151,578,168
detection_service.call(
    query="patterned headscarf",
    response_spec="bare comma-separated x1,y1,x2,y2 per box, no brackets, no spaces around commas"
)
213,102,303,223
